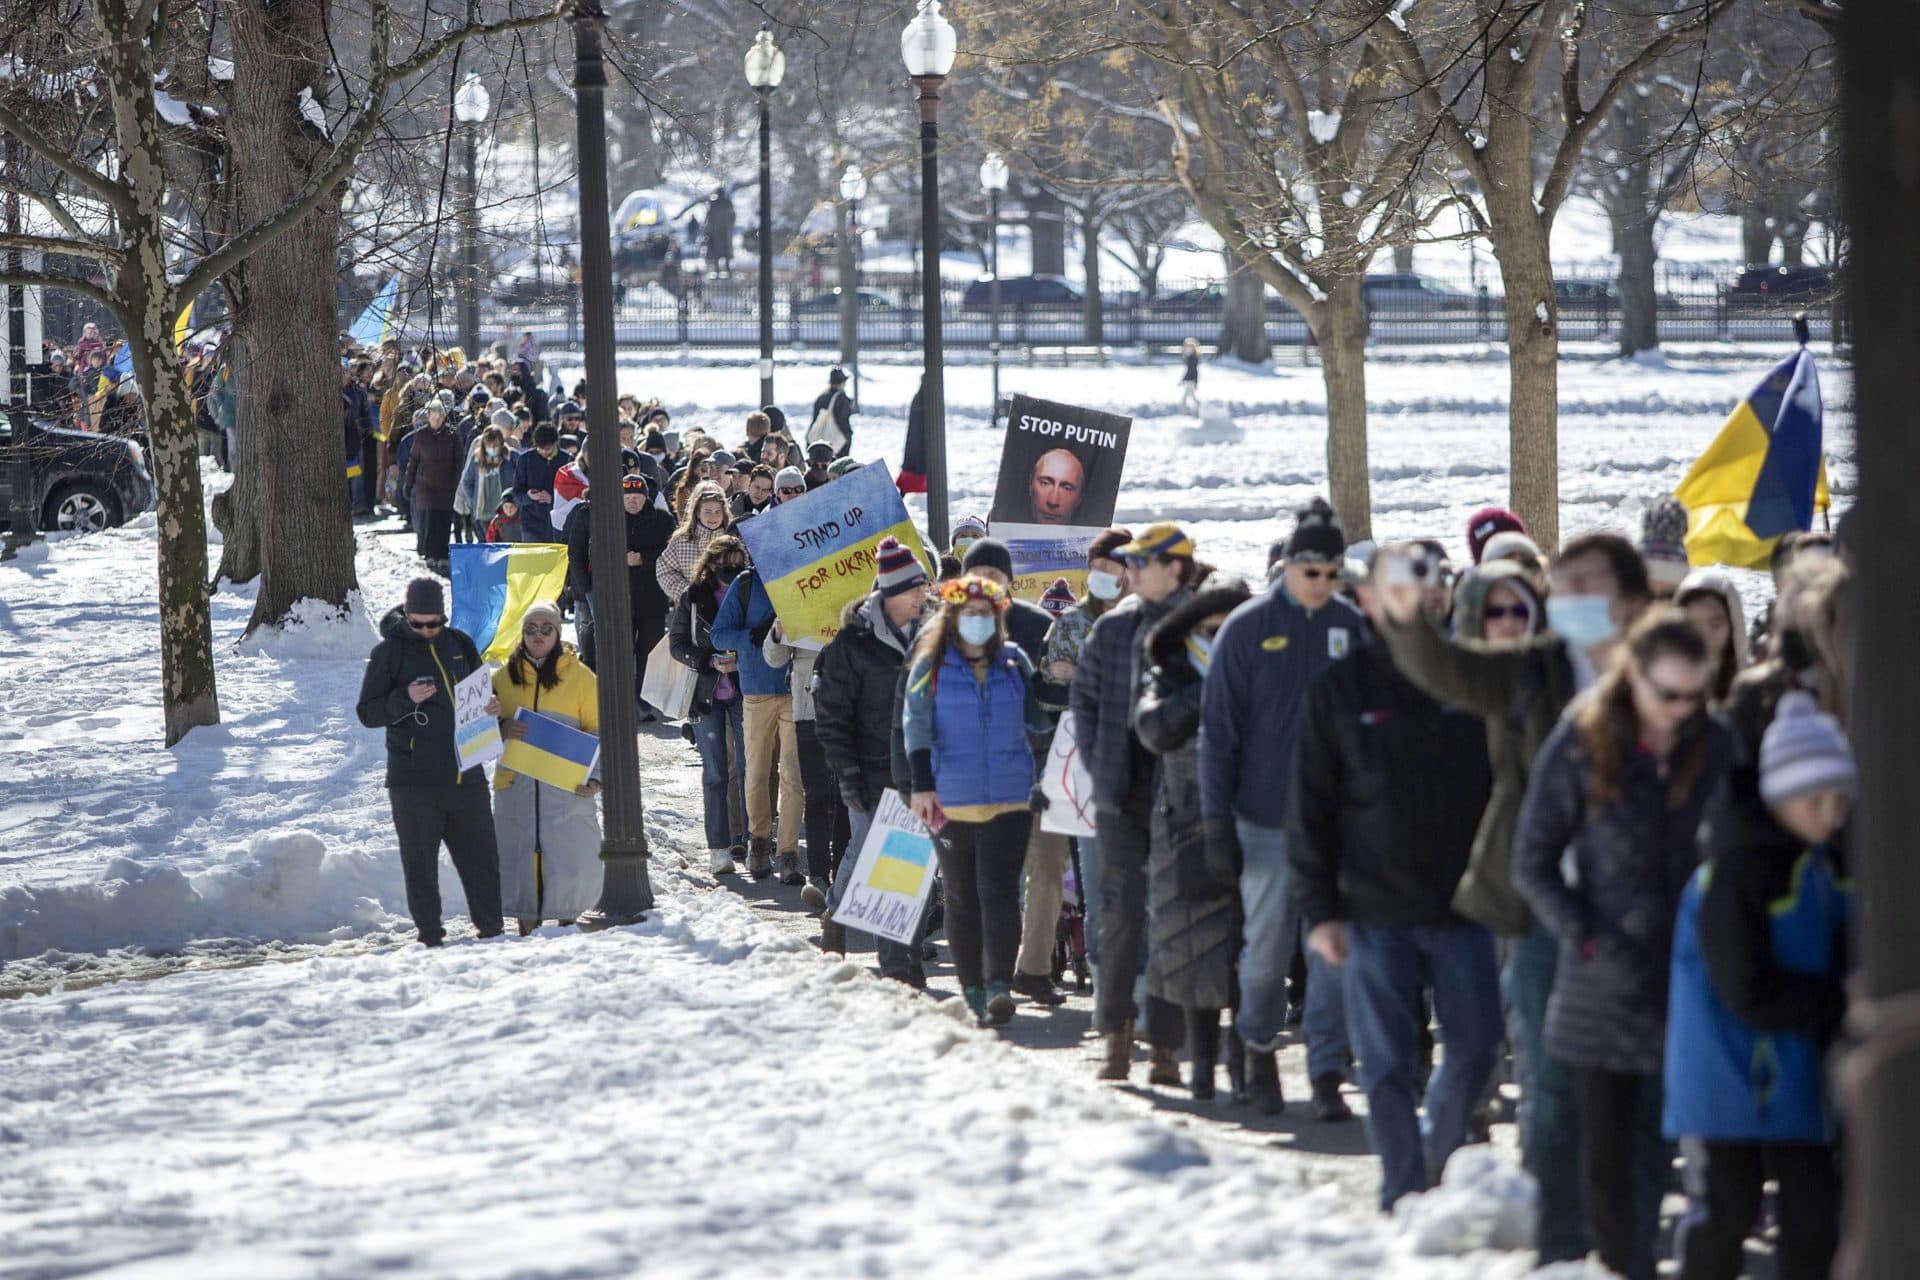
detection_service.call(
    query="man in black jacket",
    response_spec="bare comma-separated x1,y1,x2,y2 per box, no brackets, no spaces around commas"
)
354,578,505,946
813,539,929,973
1290,546,1499,1205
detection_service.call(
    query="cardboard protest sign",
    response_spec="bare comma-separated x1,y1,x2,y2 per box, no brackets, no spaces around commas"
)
501,708,598,791
831,789,939,945
452,666,504,772
734,460,927,648
1038,715,1098,838
992,521,1096,605
988,394,1132,531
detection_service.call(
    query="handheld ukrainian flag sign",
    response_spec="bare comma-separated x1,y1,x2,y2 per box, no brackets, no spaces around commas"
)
733,460,928,648
448,543,570,664
349,275,402,350
500,708,598,791
1674,343,1831,570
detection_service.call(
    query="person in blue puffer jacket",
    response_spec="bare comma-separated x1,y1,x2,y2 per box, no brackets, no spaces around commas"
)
903,573,1053,1028
1665,691,1852,1280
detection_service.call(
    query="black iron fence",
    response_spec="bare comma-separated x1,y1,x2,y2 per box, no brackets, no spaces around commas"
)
365,262,1836,354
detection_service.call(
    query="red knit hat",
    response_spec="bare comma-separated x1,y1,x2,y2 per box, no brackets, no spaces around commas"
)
1465,507,1527,564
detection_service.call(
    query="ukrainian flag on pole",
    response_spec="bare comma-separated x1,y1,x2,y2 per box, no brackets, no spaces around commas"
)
448,543,570,664
1674,345,1831,570
350,275,402,349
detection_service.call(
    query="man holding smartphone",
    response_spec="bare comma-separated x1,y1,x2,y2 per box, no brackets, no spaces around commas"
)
355,577,505,947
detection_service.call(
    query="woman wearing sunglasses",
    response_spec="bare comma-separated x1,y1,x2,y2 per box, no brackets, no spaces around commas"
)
493,601,604,935
1512,610,1733,1280
1453,559,1544,647
901,574,1055,1027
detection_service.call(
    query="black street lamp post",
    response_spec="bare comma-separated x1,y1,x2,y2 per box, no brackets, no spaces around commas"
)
979,152,1008,431
901,1,957,549
839,163,867,410
453,74,490,360
567,0,652,925
745,26,785,410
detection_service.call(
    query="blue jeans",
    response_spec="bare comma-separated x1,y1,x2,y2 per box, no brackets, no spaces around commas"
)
1235,818,1348,1076
1505,925,1587,1264
1345,921,1504,1209
693,696,746,850
1078,834,1100,969
830,803,925,981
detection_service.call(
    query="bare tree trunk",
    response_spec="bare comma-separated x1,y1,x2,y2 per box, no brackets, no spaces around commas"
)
1490,219,1560,548
1616,199,1661,358
1218,250,1271,364
1314,274,1372,540
1081,206,1103,345
227,0,358,631
1392,244,1414,273
1741,206,1775,265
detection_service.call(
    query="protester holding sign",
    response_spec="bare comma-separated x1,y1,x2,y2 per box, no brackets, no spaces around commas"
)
354,578,505,947
901,574,1054,1027
491,601,604,934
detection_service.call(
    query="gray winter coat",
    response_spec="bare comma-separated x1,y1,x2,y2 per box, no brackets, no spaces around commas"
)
1071,587,1189,814
1512,709,1732,1075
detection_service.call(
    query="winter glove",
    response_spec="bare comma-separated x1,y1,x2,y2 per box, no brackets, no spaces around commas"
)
1029,782,1050,814
1201,815,1242,891
837,770,874,815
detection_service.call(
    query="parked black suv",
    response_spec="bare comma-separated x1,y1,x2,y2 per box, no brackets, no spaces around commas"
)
1726,264,1832,309
0,415,155,534
960,275,1083,308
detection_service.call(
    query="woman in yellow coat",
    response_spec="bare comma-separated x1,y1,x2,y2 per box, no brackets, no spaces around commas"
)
493,601,603,933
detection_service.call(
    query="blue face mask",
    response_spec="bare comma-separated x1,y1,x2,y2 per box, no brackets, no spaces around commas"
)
1186,632,1213,673
957,614,997,647
1546,594,1617,649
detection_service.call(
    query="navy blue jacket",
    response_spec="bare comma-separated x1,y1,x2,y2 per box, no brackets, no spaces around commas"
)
1198,582,1365,828
1070,589,1188,814
511,446,564,542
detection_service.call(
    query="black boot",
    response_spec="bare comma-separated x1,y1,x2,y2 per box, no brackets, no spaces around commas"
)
1311,1072,1355,1122
1245,1046,1285,1116
1187,1008,1222,1101
1225,1028,1248,1103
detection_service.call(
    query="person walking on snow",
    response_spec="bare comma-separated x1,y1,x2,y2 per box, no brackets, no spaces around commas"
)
1179,336,1201,414
354,578,505,946
492,601,604,934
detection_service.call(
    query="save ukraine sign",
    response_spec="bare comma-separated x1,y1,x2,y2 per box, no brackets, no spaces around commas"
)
734,460,929,648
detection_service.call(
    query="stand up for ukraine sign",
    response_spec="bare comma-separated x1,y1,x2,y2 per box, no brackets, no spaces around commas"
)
734,460,927,648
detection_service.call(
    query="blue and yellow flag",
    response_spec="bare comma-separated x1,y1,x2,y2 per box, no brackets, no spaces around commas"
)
500,709,598,791
733,460,928,647
448,543,570,664
350,275,402,350
1674,348,1831,570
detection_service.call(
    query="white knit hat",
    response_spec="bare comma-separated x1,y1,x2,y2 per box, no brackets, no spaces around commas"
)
1759,691,1856,807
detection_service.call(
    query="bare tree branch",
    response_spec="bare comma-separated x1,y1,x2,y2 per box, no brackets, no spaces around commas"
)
0,97,133,217
0,232,122,265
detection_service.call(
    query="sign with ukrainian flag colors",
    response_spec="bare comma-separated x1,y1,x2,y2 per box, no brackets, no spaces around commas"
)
500,708,598,791
449,543,570,664
733,460,926,649
993,520,1094,604
1674,347,1831,570
350,275,403,349
831,789,938,945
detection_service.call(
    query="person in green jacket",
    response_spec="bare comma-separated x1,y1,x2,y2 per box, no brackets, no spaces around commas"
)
1374,530,1652,1268
355,578,506,947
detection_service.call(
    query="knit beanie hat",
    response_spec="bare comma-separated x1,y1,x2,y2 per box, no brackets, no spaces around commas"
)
874,536,929,597
1481,529,1543,568
491,407,515,430
828,457,861,479
1040,577,1078,618
961,536,1015,580
521,601,564,633
1284,497,1346,564
1640,496,1692,589
951,514,990,547
774,465,807,494
1466,506,1527,563
404,577,445,616
1760,691,1856,808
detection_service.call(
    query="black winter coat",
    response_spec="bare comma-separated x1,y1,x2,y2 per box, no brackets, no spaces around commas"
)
565,500,675,646
1135,583,1250,1012
668,576,731,714
1071,588,1189,813
814,593,916,811
405,423,464,510
1288,639,1491,930
355,606,488,789
1513,709,1733,1074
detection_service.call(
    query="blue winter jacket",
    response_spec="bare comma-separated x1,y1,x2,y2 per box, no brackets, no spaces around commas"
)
511,446,564,542
902,642,1051,808
711,571,788,697
1665,786,1851,1142
1198,581,1365,828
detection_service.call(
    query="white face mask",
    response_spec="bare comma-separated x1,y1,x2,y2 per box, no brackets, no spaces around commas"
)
956,614,997,647
1086,569,1122,601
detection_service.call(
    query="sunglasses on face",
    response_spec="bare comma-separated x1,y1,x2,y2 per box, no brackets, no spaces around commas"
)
1643,677,1706,706
777,486,805,497
523,623,557,638
408,617,446,632
1482,604,1531,622
1294,566,1335,581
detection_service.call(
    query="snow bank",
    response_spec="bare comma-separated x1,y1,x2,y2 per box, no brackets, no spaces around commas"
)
1394,1145,1538,1256
231,591,377,659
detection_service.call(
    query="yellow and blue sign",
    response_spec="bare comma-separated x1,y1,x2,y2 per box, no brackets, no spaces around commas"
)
868,831,933,895
734,460,927,647
500,709,597,791
1675,347,1831,570
449,543,570,664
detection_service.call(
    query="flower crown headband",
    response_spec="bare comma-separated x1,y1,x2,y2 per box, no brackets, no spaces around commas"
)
939,574,1012,613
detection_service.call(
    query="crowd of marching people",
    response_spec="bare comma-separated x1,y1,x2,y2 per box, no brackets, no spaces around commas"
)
351,340,1852,1278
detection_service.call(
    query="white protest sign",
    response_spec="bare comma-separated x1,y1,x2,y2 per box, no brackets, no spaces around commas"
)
830,789,938,945
452,665,503,771
1039,716,1097,837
